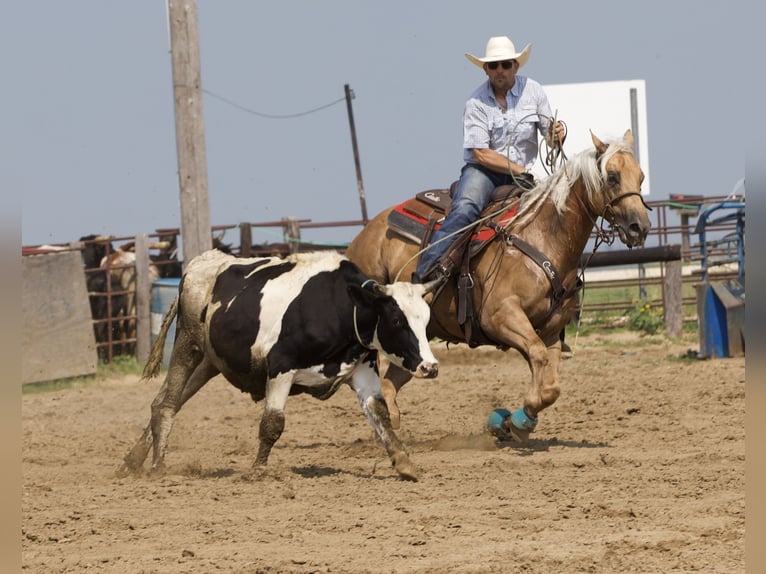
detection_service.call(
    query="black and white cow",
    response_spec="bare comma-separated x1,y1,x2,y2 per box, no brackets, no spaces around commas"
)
120,250,441,481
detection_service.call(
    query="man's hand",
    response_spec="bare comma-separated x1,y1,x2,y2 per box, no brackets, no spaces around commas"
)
547,121,566,147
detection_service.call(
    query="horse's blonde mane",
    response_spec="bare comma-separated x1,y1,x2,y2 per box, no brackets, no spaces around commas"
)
510,137,635,230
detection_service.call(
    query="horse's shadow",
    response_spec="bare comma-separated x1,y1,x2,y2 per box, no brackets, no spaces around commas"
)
409,433,612,456
496,436,612,455
290,464,391,481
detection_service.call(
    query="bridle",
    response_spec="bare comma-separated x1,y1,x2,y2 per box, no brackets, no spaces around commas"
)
578,152,653,250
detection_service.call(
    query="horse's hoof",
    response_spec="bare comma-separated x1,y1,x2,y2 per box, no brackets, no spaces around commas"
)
486,408,512,438
505,424,532,443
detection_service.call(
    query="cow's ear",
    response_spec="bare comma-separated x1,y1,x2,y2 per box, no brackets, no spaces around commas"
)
347,284,377,308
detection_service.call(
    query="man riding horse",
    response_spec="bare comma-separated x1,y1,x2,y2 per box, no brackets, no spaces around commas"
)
412,35,565,285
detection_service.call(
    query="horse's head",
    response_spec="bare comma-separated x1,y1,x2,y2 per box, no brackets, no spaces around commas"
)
591,130,652,248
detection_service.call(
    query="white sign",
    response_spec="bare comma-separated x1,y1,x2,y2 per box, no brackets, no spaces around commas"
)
535,79,651,196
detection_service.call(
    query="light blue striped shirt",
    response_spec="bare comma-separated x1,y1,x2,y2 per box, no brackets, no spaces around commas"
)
462,76,553,169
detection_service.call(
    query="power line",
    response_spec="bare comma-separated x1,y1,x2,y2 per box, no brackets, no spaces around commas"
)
202,88,346,119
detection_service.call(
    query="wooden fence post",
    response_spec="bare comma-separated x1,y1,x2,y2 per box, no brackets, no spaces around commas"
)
135,234,151,362
663,259,683,339
283,218,301,253
239,223,252,258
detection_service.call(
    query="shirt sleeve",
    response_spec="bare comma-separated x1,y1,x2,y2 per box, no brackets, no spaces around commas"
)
463,98,490,150
536,85,554,138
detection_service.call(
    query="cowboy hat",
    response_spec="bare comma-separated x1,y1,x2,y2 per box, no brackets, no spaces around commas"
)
465,36,531,69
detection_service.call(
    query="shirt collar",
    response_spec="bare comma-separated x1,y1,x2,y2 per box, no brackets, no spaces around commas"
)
482,78,522,106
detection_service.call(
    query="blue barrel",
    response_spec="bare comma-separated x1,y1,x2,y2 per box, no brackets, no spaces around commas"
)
151,278,181,369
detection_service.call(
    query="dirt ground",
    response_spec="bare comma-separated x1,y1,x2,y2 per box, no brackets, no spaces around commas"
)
22,332,745,573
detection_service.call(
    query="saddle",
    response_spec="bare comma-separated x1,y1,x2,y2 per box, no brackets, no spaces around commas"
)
387,181,530,347
388,182,527,261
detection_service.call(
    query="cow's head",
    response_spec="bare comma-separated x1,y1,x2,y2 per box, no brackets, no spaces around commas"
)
347,280,439,378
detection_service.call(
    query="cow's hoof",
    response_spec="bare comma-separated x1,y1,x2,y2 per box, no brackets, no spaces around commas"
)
115,462,138,478
392,453,419,482
240,464,272,482
147,464,167,478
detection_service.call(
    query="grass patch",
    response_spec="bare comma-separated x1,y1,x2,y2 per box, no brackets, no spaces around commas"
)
22,355,144,395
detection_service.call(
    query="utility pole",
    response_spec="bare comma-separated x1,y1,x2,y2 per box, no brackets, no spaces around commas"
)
168,0,211,262
344,84,369,225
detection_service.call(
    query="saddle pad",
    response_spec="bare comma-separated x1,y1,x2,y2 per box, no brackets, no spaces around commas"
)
388,195,521,251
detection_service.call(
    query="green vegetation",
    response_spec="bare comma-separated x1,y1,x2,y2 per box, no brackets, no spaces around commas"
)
576,274,699,335
22,355,144,395
625,299,664,335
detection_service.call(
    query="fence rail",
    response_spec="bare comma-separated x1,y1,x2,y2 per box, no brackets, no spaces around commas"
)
22,194,744,361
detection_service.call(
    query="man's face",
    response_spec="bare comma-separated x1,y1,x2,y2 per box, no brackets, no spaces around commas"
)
484,59,517,91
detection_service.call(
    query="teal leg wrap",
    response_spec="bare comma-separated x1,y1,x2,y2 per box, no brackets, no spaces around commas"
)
510,408,538,431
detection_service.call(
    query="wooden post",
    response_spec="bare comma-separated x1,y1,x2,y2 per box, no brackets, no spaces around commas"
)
345,84,369,225
239,223,252,258
663,259,683,338
134,234,151,362
168,0,212,261
283,217,301,253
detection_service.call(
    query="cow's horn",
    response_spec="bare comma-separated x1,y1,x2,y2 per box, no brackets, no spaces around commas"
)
422,277,444,294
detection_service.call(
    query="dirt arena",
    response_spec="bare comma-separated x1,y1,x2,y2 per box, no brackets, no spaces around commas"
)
22,332,744,573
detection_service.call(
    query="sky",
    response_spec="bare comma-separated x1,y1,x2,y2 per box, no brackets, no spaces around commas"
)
7,1,754,248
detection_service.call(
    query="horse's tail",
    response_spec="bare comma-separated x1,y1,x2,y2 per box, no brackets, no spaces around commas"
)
141,295,179,380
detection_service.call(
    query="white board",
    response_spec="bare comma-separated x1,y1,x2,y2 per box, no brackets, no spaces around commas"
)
534,79,651,196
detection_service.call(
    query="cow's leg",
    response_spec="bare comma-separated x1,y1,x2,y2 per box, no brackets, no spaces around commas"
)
351,363,418,481
143,335,219,473
253,372,292,467
377,354,396,424
119,356,218,475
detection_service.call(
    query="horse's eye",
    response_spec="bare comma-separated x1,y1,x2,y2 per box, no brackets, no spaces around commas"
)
607,172,620,187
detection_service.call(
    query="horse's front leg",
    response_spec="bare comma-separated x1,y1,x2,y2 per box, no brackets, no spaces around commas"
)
486,306,561,441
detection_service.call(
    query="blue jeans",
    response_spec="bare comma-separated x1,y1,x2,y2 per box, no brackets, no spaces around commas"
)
415,164,516,277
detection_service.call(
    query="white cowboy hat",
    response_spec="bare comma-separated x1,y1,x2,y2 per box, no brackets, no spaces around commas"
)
465,36,531,69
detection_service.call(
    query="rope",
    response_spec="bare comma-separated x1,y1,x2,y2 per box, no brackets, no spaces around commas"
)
504,112,568,181
353,280,378,349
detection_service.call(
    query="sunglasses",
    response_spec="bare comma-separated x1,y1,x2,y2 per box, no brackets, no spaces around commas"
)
487,60,515,70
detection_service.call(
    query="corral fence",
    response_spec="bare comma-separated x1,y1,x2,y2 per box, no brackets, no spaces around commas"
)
22,194,744,367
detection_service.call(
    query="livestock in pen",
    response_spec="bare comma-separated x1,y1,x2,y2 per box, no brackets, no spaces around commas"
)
120,250,442,481
79,235,164,360
345,130,652,439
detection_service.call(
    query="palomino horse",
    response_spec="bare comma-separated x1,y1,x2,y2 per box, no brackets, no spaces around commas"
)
345,130,651,440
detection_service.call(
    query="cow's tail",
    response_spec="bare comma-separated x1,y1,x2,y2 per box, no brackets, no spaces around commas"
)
142,295,179,380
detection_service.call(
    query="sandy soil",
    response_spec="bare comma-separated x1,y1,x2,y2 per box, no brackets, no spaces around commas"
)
22,332,745,573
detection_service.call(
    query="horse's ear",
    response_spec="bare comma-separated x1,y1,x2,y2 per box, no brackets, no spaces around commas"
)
590,130,608,156
623,129,634,147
